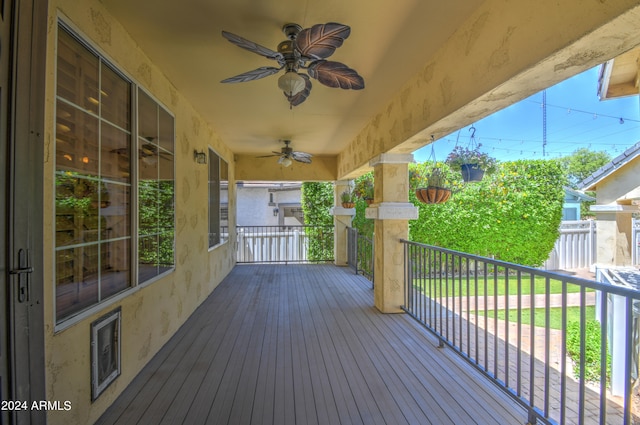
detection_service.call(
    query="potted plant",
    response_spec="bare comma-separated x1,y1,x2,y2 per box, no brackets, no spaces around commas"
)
354,177,374,205
415,168,451,204
445,143,497,182
340,188,356,208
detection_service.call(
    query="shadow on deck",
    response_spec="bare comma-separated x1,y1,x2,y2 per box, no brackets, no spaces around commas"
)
96,264,526,425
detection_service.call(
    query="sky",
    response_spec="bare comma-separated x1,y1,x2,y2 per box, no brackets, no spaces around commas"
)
413,66,640,164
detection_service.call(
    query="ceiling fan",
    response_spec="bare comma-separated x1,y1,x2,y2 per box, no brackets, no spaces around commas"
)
257,140,312,167
221,22,364,107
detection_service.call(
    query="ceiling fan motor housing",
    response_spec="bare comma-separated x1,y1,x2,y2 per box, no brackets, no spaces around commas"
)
282,23,302,40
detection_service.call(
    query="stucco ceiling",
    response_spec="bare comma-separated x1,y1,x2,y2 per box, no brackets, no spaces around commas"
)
102,0,483,158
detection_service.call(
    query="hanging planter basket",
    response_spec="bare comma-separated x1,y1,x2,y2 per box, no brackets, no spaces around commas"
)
460,163,485,182
415,186,451,204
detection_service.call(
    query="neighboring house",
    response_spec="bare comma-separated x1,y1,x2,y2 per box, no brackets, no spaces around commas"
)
562,186,595,220
578,141,640,267
236,181,303,226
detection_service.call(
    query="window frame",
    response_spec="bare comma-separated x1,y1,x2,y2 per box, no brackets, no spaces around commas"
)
208,147,228,250
53,19,176,331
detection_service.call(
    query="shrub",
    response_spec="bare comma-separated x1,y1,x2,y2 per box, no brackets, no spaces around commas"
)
566,319,611,383
301,182,334,261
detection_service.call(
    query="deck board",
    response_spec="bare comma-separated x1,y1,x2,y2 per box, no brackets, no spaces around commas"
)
96,264,527,425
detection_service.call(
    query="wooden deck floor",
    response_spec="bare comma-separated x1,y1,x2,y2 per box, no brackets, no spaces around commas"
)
96,264,527,425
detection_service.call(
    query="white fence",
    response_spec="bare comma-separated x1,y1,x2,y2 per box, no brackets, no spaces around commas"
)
237,228,309,263
543,220,596,270
236,225,334,263
633,218,640,266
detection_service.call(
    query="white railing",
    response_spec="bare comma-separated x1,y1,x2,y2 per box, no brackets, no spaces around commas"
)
236,225,334,263
543,220,596,271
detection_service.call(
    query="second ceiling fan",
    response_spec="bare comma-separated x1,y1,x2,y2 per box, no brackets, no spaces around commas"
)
221,22,365,107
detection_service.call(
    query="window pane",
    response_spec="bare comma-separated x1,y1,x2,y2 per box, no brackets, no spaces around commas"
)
56,246,99,321
101,63,130,129
137,88,175,283
159,151,174,181
101,122,130,182
56,100,99,176
209,150,220,248
138,235,158,281
101,183,130,239
139,183,158,235
139,137,159,181
220,159,228,243
158,107,174,153
55,174,101,245
138,91,157,141
57,28,99,113
101,239,131,299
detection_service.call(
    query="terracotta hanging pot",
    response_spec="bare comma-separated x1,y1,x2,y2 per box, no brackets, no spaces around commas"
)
415,186,451,204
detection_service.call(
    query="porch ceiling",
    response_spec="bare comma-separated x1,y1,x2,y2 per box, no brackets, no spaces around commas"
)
101,0,481,157
101,1,640,179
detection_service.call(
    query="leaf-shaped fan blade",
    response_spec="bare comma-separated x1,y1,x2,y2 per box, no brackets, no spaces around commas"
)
221,66,283,83
222,31,284,64
291,152,312,164
295,23,351,60
256,151,283,158
285,74,312,107
307,60,365,89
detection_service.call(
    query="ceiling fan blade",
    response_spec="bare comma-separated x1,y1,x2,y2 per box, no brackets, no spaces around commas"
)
222,31,284,64
221,66,283,83
291,152,312,164
295,23,351,60
256,151,282,158
284,74,312,106
307,60,364,90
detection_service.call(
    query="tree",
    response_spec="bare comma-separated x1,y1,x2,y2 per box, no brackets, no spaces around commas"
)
561,148,611,188
560,148,611,219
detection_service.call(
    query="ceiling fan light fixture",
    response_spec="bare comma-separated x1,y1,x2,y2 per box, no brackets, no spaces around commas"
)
280,157,293,167
278,71,305,97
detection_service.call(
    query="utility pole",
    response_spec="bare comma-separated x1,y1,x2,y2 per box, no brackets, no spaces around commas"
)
542,90,547,157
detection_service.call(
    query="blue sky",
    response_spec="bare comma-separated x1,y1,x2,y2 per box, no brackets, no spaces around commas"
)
413,66,640,163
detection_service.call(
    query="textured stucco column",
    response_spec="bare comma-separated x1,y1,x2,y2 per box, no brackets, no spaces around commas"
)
592,205,637,267
365,154,418,313
331,180,355,266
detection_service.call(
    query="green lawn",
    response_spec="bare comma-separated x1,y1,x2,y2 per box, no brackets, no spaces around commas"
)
413,275,591,297
480,306,596,330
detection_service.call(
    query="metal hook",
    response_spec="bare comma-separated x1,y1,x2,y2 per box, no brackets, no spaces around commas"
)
469,126,476,138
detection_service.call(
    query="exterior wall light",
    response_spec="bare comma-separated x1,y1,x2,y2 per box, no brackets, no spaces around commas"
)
194,150,207,164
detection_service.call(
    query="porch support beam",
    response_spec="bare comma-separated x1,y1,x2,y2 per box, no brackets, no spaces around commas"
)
366,154,418,313
331,180,355,266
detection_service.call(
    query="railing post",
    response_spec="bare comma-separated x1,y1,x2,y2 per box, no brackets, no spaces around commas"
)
331,180,356,267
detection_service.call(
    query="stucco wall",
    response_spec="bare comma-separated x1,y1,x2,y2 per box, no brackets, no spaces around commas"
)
43,1,236,423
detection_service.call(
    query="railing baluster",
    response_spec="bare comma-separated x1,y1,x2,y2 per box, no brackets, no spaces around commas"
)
600,290,608,425
560,281,567,425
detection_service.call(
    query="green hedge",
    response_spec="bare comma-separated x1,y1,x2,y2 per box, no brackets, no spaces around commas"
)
301,182,334,261
406,159,566,266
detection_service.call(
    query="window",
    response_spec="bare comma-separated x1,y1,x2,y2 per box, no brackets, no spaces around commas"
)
54,23,175,324
137,90,175,283
209,149,228,247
